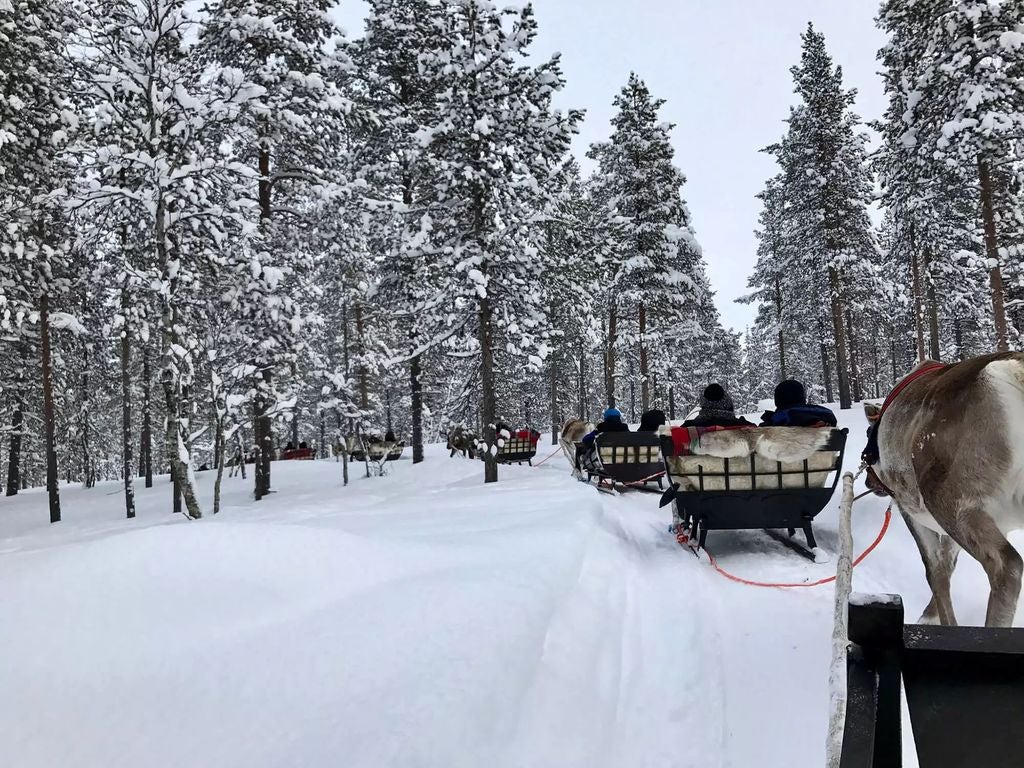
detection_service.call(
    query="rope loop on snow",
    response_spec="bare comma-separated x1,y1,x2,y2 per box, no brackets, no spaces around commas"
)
699,503,893,590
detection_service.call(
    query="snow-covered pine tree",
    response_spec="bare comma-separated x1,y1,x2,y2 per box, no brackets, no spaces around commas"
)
416,1,581,483
875,0,999,363
898,0,1024,351
588,73,703,414
769,24,877,409
200,0,353,498
741,174,793,383
0,0,80,521
350,0,451,465
72,0,258,518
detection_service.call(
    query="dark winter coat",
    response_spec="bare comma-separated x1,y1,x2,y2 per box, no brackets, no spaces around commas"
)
758,379,837,427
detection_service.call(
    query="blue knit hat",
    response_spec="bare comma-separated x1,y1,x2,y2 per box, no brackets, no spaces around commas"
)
603,407,622,420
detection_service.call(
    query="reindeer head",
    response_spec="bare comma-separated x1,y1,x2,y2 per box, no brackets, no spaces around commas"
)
861,401,890,496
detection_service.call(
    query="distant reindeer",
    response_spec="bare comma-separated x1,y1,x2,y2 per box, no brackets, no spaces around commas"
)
559,418,594,479
446,426,477,459
864,352,1024,627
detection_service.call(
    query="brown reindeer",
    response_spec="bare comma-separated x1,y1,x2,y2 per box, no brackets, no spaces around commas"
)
559,418,594,479
446,426,477,459
864,352,1024,627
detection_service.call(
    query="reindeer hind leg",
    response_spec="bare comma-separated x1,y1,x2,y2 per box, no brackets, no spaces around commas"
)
947,509,1022,628
904,512,960,626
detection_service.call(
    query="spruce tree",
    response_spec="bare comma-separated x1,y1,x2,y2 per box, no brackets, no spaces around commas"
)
589,74,703,412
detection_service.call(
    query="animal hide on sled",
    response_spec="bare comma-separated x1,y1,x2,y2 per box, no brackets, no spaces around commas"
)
658,426,837,492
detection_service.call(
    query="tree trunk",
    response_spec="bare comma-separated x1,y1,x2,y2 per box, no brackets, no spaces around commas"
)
141,342,153,487
211,374,225,516
818,317,834,404
549,357,558,445
6,392,24,497
80,331,94,489
355,302,368,410
157,197,201,519
668,386,676,421
410,354,424,464
954,316,965,361
638,302,649,411
253,367,273,500
39,293,61,523
5,343,27,497
845,307,862,403
828,267,852,409
978,156,1010,352
478,294,498,484
923,247,941,361
909,222,927,363
120,288,135,519
606,304,617,407
774,274,787,380
577,351,585,419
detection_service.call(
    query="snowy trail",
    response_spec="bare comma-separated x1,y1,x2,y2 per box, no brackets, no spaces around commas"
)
1,410,1021,767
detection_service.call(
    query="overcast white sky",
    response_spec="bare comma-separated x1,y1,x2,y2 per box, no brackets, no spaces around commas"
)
330,1,887,332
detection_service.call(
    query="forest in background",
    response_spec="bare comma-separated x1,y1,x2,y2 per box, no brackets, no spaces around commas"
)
1,0,1022,517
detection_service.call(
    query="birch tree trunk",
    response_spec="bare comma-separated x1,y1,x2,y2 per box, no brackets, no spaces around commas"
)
120,286,135,519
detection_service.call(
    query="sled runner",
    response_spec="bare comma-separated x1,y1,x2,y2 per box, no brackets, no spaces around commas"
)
659,425,848,560
577,432,665,493
841,595,1024,768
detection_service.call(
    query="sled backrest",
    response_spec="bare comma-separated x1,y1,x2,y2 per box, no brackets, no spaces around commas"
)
594,432,664,483
661,428,846,493
496,437,536,464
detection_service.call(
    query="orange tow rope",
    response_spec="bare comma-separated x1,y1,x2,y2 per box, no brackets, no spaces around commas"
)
699,504,893,589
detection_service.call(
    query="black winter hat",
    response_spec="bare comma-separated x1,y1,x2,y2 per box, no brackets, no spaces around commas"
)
774,379,807,409
698,383,735,420
703,383,726,402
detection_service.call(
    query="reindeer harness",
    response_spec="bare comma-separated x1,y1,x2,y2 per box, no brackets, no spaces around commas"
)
861,362,948,495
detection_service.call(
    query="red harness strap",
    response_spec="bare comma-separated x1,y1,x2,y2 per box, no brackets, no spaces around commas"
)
865,362,948,496
877,362,948,422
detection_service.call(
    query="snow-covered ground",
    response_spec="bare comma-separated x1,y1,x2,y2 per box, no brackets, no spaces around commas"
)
1,407,1020,768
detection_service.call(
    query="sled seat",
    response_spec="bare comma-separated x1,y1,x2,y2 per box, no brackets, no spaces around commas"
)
841,595,1024,768
659,426,847,553
495,436,537,465
591,431,664,487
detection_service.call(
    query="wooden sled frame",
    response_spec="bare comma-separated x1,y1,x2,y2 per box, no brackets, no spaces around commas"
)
841,595,1024,767
659,428,847,558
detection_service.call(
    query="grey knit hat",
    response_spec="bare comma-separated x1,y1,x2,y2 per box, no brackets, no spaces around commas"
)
697,383,736,421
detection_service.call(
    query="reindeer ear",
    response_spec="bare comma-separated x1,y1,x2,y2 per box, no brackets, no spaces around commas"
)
864,402,882,422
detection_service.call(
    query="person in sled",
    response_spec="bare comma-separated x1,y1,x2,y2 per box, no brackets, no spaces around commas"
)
585,406,629,439
578,407,628,476
759,379,837,427
638,408,667,432
682,384,755,428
